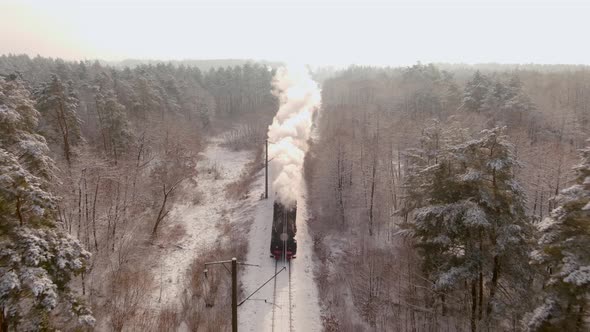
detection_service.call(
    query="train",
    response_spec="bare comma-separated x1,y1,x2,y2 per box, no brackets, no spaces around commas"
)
269,201,297,260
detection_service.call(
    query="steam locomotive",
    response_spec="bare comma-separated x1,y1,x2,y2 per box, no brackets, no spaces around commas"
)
269,201,297,260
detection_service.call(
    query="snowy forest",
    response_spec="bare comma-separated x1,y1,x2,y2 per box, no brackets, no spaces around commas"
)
0,54,279,330
1,53,590,332
306,64,590,331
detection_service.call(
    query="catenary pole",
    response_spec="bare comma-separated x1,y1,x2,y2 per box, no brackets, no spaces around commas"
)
232,257,238,332
204,258,241,331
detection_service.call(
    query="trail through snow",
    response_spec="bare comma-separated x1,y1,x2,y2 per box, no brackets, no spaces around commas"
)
148,138,252,309
240,165,321,331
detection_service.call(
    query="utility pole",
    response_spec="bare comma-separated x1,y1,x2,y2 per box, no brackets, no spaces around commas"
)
203,258,259,332
264,138,268,199
204,258,239,332
231,258,237,332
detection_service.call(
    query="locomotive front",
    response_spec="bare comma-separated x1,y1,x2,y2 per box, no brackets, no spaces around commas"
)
270,201,297,260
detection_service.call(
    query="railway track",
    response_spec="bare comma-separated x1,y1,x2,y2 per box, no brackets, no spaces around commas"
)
288,259,293,332
272,260,278,332
271,206,294,331
271,257,293,332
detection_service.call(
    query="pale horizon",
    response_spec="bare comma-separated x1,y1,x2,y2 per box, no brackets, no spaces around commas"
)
2,0,590,66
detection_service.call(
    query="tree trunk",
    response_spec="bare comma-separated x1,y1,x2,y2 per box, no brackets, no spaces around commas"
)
0,307,8,332
153,188,169,236
112,138,118,165
539,190,545,220
81,271,86,296
62,124,71,166
84,178,90,247
369,151,377,236
337,142,346,225
478,233,484,321
95,96,109,155
15,195,23,225
92,176,100,251
78,175,83,239
471,280,477,332
532,174,540,217
132,134,145,201
112,181,121,252
575,302,585,331
56,99,72,166
486,255,500,323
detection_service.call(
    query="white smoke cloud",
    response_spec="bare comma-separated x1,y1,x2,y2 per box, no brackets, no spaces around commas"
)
268,65,321,208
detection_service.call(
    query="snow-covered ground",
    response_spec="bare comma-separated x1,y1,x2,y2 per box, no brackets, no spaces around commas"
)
240,166,321,331
147,138,253,309
143,133,321,331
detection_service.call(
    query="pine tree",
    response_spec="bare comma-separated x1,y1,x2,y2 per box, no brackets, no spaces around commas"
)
0,74,54,181
480,81,508,114
0,76,93,330
442,72,462,114
95,88,132,161
35,75,82,166
133,70,163,118
502,74,535,125
400,126,532,331
527,143,590,331
475,74,535,126
461,71,492,113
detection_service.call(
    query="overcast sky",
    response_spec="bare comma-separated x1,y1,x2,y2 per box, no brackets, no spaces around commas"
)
1,0,589,66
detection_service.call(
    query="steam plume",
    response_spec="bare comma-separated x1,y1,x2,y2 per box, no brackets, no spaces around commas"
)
268,65,321,208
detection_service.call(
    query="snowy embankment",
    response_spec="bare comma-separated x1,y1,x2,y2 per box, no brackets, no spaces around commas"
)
145,133,322,330
147,137,253,309
240,165,321,332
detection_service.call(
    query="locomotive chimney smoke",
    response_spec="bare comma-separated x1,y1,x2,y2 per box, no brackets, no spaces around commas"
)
268,65,321,208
